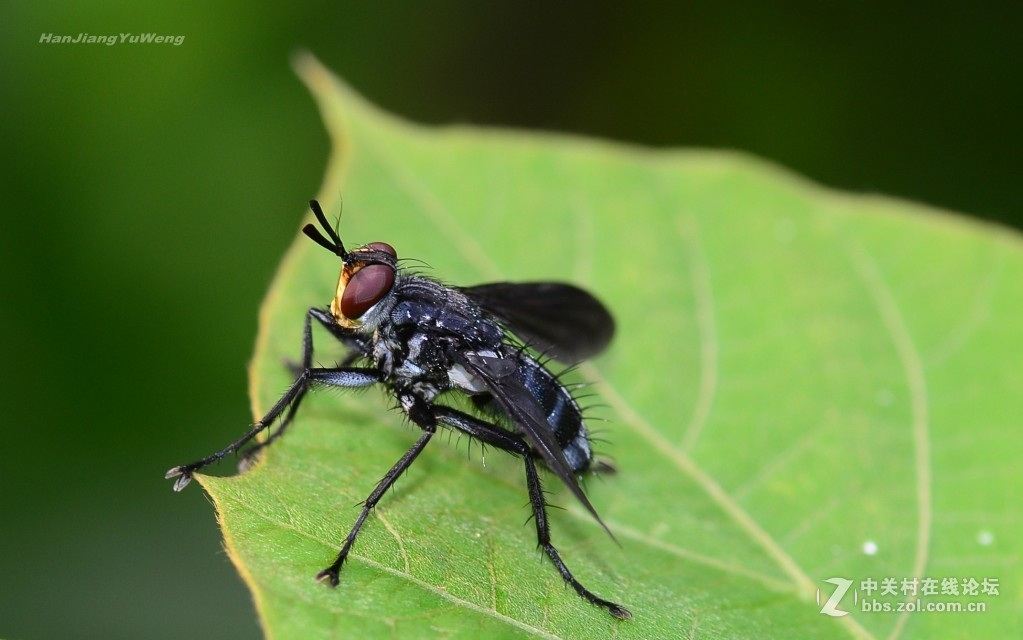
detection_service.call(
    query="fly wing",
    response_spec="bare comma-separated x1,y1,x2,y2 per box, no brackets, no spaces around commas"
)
460,282,614,363
458,352,614,539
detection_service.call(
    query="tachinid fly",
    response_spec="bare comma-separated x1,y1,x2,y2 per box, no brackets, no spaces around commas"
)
166,200,630,619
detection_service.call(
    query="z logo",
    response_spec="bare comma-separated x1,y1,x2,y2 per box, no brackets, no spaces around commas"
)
817,578,855,617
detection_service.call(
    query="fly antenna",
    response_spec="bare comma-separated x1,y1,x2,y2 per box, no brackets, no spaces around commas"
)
304,199,347,258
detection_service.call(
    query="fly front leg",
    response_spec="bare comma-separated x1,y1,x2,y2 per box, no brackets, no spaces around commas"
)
239,350,370,470
166,308,379,490
431,406,631,619
165,366,380,490
241,308,370,468
317,393,436,586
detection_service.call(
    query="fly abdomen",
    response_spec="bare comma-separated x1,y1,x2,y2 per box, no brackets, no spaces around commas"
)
512,354,593,473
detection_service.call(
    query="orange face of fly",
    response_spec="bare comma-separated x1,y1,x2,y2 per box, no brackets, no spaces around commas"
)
329,242,398,328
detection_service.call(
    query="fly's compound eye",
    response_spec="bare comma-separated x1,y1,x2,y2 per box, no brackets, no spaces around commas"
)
364,242,396,258
337,242,398,321
340,264,395,319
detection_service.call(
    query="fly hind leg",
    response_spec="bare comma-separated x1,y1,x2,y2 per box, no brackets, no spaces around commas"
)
317,393,436,586
431,406,631,619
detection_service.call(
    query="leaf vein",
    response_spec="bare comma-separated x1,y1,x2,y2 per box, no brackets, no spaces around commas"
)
678,216,719,453
226,491,566,640
845,241,932,640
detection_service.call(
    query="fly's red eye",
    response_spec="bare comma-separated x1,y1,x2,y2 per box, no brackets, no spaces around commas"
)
340,264,395,319
364,242,396,258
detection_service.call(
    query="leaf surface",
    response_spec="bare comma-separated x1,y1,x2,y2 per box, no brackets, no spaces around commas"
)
200,54,1023,639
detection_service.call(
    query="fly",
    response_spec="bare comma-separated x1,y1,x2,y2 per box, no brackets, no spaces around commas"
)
166,200,631,619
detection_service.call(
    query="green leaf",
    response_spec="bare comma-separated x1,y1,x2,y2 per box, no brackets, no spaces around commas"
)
199,53,1022,639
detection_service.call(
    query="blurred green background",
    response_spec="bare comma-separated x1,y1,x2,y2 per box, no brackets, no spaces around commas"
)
1,3,1019,639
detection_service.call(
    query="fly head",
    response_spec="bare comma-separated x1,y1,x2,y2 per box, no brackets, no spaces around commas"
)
303,199,399,331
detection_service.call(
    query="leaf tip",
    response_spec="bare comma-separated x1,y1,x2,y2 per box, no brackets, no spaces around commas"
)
289,48,323,86
291,49,358,109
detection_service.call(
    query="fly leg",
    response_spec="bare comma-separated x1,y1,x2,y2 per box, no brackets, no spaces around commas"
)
431,406,631,619
166,366,379,490
317,394,436,586
239,310,371,469
166,308,378,490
